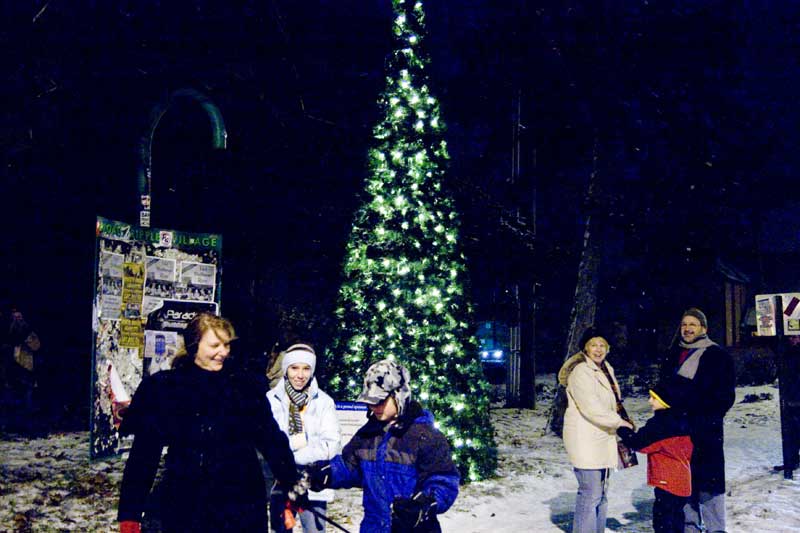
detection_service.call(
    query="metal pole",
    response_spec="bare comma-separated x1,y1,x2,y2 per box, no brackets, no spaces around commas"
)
776,296,795,479
506,286,521,406
504,90,525,407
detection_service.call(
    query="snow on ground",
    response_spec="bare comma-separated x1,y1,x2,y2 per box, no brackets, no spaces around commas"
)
437,382,800,533
1,379,798,532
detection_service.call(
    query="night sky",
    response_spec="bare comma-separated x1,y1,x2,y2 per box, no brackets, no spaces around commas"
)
4,1,800,403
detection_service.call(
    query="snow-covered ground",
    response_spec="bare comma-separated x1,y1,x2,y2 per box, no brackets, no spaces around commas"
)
436,382,800,533
1,379,797,532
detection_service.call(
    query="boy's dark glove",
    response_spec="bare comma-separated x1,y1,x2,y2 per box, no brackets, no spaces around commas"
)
391,492,437,530
617,426,635,445
305,461,332,492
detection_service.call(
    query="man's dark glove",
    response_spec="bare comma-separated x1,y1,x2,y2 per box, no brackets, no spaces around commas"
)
391,492,438,531
305,461,332,492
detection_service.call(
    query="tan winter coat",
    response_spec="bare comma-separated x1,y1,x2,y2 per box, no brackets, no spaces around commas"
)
559,352,624,469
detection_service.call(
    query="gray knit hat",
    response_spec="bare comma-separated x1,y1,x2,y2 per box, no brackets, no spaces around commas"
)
357,359,411,416
682,307,708,329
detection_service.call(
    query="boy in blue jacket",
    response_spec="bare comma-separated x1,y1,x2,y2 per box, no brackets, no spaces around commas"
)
306,359,460,533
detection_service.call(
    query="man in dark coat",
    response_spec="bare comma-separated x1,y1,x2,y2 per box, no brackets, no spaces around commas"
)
659,308,735,533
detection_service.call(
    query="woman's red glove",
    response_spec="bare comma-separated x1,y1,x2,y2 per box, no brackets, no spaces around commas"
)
119,520,141,533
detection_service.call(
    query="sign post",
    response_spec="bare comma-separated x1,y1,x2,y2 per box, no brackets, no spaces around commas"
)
755,293,800,479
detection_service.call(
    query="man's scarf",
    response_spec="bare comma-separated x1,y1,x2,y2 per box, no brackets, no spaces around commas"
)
677,335,716,380
284,378,309,435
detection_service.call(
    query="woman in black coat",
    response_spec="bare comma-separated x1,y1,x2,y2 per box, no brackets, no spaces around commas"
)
117,313,301,533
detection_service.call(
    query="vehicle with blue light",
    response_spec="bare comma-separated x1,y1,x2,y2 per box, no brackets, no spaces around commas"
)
476,321,509,365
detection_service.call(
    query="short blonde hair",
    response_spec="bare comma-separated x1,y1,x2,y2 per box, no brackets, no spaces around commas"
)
172,313,236,368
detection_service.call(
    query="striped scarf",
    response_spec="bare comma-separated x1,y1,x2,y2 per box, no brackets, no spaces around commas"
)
598,360,621,401
284,378,309,435
598,359,635,428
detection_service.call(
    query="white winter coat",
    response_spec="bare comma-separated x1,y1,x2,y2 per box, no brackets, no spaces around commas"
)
560,353,625,470
267,377,341,501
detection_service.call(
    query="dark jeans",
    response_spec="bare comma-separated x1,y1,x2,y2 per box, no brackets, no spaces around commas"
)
684,491,726,533
653,488,686,533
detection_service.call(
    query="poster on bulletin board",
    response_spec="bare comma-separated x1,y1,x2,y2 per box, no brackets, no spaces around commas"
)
335,401,369,445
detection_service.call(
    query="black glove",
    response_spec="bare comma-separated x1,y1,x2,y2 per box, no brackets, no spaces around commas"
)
617,426,635,446
305,461,332,492
287,471,311,510
391,492,438,531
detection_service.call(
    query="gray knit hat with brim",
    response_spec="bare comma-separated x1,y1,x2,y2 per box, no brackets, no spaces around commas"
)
357,359,411,416
682,307,708,329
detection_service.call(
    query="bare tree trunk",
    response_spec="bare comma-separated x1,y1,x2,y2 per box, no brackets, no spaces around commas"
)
563,215,601,358
547,136,602,435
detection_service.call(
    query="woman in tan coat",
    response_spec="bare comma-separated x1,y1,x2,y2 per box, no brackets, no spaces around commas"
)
558,328,633,533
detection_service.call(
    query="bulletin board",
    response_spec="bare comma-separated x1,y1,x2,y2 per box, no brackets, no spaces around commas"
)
90,216,222,458
755,293,800,337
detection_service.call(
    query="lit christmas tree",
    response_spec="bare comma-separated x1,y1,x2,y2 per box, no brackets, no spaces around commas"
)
328,0,497,481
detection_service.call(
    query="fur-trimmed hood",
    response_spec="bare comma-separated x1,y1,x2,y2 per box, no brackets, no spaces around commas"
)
558,351,587,386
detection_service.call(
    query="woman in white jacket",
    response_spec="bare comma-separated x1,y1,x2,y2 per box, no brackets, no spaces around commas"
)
558,328,633,533
267,344,341,532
